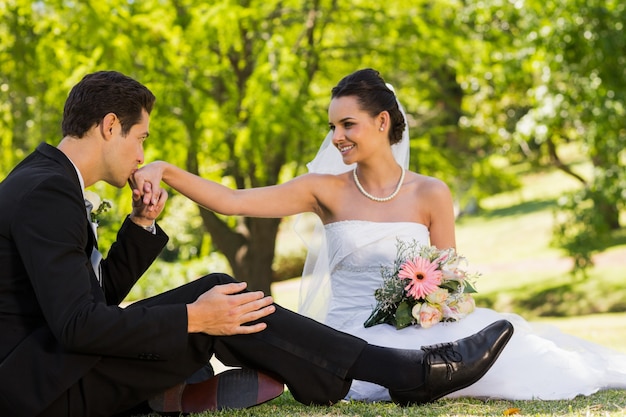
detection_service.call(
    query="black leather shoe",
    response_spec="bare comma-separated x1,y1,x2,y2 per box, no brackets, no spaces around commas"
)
389,319,514,406
149,368,285,415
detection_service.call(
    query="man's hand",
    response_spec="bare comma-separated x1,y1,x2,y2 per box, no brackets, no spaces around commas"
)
129,180,167,227
187,282,276,335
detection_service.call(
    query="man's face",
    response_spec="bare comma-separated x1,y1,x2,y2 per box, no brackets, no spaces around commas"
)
104,109,150,188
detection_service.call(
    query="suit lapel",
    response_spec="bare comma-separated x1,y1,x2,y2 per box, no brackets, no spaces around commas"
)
36,143,103,287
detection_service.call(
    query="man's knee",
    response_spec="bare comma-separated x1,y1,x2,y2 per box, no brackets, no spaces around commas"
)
133,273,239,307
179,272,239,293
196,273,239,288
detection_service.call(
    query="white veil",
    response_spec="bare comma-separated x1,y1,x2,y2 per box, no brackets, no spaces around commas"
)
296,84,410,321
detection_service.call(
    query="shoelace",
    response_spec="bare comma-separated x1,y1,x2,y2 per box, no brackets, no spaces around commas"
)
421,342,463,380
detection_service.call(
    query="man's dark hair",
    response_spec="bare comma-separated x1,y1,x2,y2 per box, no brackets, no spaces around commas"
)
62,71,156,138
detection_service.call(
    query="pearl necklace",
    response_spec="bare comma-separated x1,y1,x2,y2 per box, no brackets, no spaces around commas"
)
352,166,405,202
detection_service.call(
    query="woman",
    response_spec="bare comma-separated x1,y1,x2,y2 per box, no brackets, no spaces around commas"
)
134,68,626,401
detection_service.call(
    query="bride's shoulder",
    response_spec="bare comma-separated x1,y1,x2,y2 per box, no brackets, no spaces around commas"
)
304,171,352,186
407,172,451,193
297,172,352,198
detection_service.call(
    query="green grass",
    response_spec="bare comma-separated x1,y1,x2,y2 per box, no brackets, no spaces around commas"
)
452,167,626,319
534,312,626,353
140,389,626,417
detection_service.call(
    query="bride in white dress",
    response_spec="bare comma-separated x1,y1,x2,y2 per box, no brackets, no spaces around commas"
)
134,68,626,402
299,219,626,401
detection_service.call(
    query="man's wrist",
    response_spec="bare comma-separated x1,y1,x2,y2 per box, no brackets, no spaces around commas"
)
142,222,156,234
130,216,156,232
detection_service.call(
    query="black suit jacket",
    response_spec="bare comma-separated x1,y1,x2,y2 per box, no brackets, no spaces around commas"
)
0,143,187,416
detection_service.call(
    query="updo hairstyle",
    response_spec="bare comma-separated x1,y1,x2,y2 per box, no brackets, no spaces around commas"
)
330,68,405,145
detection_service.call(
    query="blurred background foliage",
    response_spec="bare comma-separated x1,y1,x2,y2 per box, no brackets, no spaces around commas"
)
1,0,624,296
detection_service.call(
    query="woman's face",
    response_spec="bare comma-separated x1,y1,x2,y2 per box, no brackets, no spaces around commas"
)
328,96,383,165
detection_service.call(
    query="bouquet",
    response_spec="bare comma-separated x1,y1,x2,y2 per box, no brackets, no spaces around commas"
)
364,239,479,330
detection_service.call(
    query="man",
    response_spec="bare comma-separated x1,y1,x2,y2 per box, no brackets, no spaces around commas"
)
0,71,513,417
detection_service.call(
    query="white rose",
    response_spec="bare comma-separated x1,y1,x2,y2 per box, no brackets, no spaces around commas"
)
411,302,424,320
84,190,101,212
426,288,449,304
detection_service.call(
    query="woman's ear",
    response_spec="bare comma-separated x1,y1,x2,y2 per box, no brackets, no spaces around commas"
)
378,110,390,132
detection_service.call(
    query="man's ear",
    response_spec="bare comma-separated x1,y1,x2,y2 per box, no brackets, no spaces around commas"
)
100,113,117,140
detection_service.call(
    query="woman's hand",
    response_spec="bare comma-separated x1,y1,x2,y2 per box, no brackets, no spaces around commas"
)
130,161,167,207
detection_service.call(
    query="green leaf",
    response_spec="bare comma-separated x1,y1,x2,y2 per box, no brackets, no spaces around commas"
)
463,281,478,293
441,280,461,292
364,304,394,328
394,300,414,329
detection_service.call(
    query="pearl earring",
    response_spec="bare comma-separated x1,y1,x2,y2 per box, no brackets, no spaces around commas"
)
379,127,384,131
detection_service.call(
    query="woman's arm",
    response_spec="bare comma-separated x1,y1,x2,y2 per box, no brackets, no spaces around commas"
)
420,177,457,250
132,161,322,218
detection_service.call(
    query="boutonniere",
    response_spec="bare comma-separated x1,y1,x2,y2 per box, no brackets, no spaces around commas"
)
84,190,112,223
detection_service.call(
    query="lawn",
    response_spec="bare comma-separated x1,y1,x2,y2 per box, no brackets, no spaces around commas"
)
149,390,626,417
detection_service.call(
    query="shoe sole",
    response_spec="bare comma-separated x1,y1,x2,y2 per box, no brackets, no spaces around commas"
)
150,368,285,414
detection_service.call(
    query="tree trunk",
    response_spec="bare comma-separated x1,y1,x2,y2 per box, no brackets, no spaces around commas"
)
198,208,281,295
595,197,621,231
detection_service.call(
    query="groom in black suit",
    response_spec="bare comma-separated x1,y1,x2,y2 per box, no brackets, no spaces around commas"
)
0,71,513,416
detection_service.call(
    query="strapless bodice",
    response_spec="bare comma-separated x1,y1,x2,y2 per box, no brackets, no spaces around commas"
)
323,221,429,329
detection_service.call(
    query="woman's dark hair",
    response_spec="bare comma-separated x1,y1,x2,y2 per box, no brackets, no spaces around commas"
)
62,71,156,138
331,68,405,145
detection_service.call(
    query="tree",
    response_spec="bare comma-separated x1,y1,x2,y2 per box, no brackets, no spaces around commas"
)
510,0,626,273
5,0,620,292
0,0,535,294
115,0,340,294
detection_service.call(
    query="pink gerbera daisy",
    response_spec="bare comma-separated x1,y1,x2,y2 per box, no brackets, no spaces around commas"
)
398,257,442,300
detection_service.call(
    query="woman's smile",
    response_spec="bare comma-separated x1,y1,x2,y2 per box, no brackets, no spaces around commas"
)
337,143,355,154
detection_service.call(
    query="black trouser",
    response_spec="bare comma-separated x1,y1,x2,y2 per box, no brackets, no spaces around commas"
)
40,273,367,416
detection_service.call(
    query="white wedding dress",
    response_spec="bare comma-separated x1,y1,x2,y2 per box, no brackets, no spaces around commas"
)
300,220,626,401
